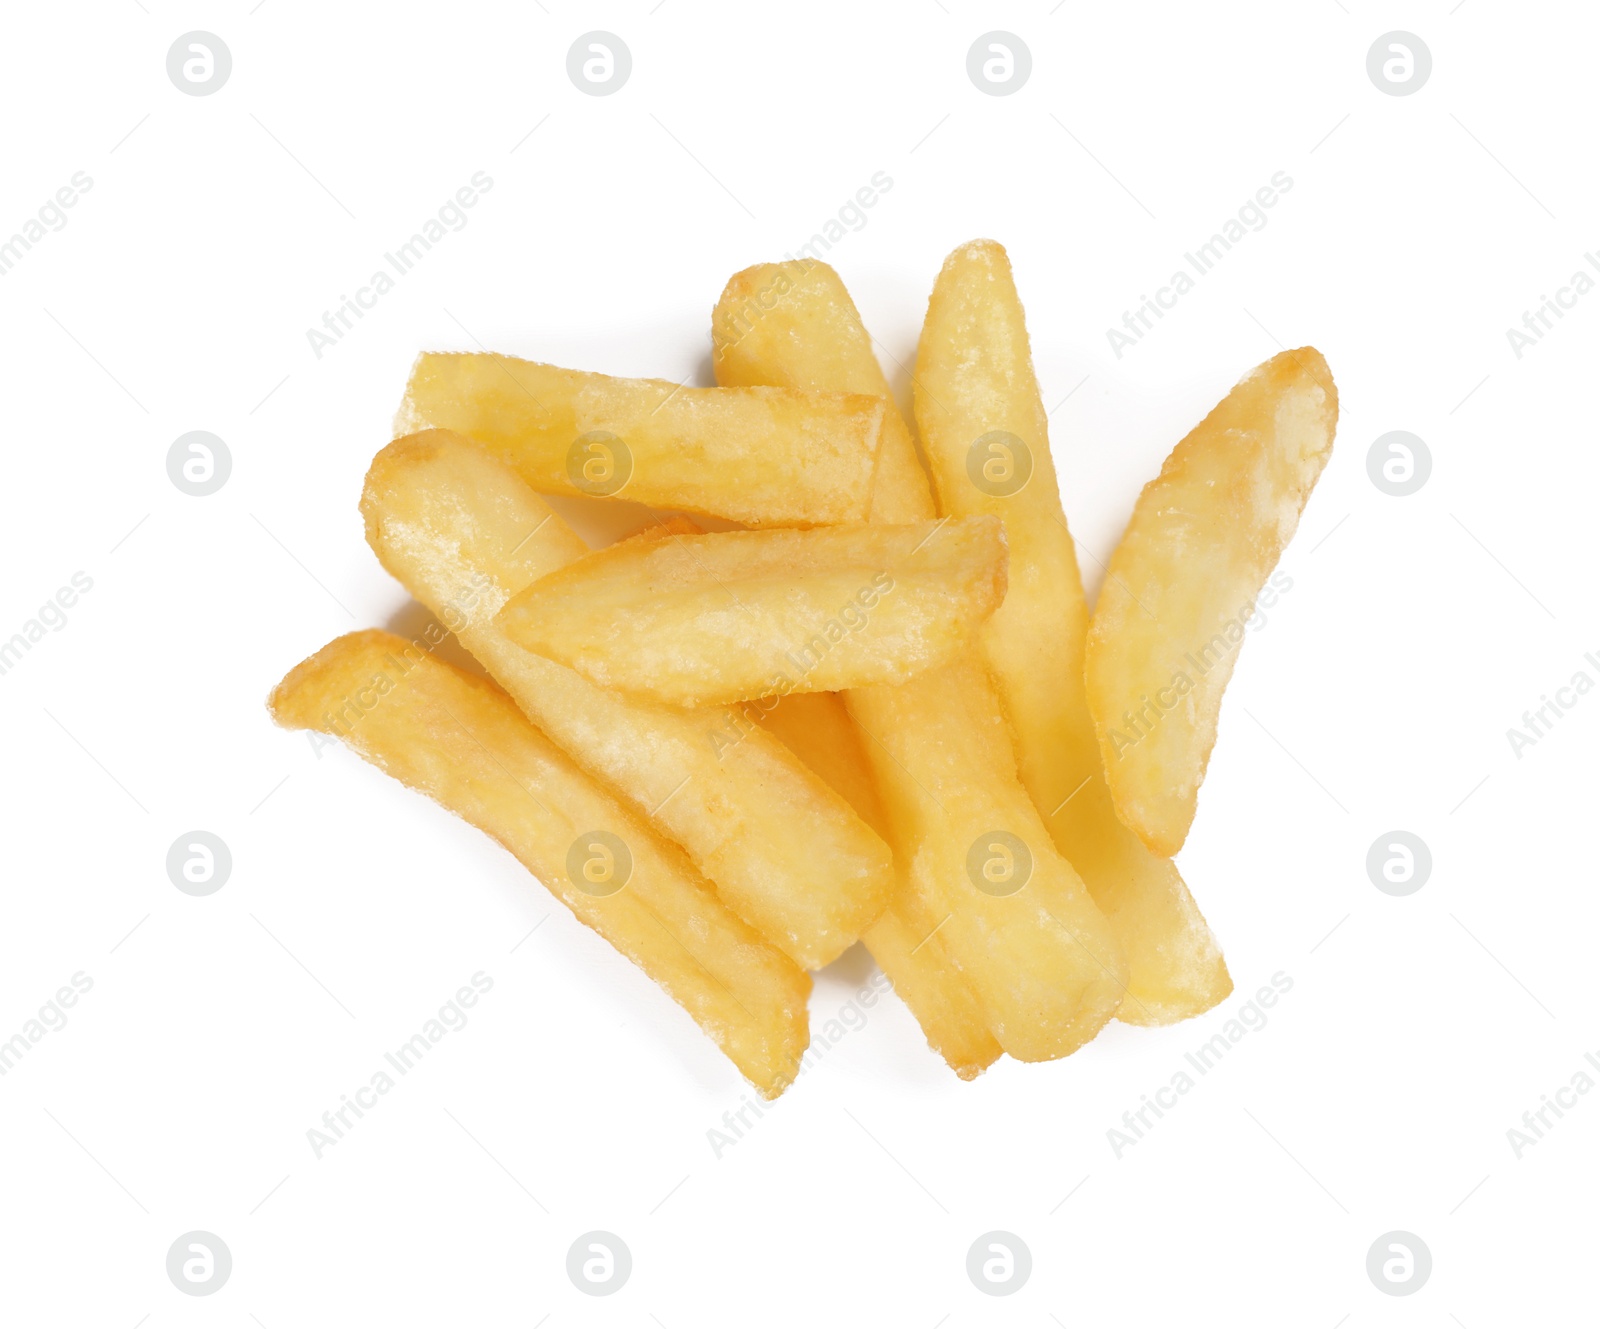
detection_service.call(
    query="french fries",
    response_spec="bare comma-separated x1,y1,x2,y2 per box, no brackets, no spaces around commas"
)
1085,349,1338,856
268,630,811,1098
495,516,1009,707
858,894,1004,1080
752,690,888,837
713,263,930,526
396,352,886,526
914,240,1231,1023
754,691,1003,1078
267,243,1337,1093
847,661,1129,1059
360,431,896,970
714,260,1128,1063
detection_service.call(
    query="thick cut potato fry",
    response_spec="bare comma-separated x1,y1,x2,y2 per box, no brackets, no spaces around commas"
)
751,691,888,837
755,690,1002,1078
361,432,896,969
861,895,1001,1080
717,263,1011,1071
914,240,1230,1023
715,260,1127,1062
496,517,1008,707
1086,349,1338,857
396,351,885,527
846,660,1128,1059
714,264,929,525
268,631,810,1097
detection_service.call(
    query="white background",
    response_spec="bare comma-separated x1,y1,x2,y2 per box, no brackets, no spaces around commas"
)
2,1,1595,1323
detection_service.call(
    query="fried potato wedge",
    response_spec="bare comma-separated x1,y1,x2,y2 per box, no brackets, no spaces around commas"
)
396,351,885,526
751,691,888,839
268,630,810,1097
859,899,1002,1080
361,432,896,969
756,690,1002,1078
914,239,1231,1024
714,260,1127,1062
495,516,1009,707
846,660,1129,1060
714,263,930,525
1086,348,1338,856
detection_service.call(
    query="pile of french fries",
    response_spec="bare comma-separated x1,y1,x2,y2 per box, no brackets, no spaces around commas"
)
270,242,1338,1098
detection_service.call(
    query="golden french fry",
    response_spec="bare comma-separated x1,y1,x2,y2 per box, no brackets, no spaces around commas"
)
714,265,929,525
495,516,1008,707
268,630,811,1097
751,691,888,838
755,690,1002,1078
716,263,1014,1071
361,432,896,969
1086,348,1338,856
860,894,1002,1080
914,239,1231,1024
845,660,1128,1060
715,260,1127,1062
396,351,886,527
